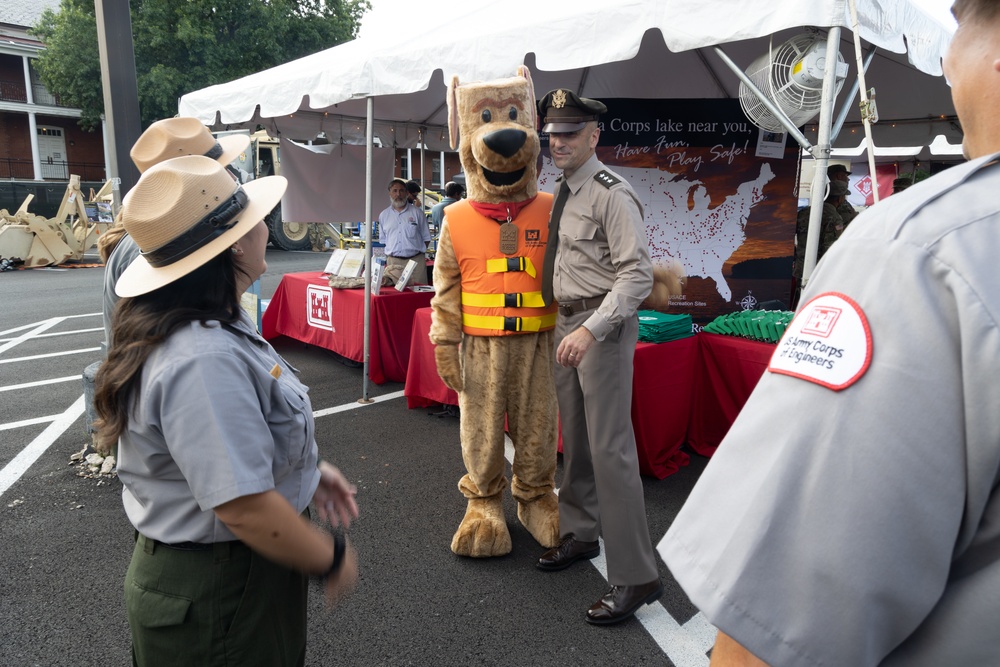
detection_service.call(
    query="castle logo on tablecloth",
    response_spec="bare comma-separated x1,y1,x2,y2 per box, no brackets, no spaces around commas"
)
306,284,334,331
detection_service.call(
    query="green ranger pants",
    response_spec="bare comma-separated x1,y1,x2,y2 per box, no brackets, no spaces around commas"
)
125,534,308,666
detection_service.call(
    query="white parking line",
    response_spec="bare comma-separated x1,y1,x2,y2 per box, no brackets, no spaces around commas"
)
0,376,81,392
0,313,100,339
0,395,85,497
312,390,405,417
504,433,711,667
0,327,104,343
0,415,61,432
0,348,103,364
0,319,64,356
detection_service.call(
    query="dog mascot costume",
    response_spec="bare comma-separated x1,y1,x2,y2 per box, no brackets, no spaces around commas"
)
430,67,560,557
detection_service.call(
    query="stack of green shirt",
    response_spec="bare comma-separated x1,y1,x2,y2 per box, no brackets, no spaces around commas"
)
637,311,693,343
701,310,794,343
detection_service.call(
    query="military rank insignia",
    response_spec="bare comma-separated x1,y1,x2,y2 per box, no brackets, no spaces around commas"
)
594,170,621,188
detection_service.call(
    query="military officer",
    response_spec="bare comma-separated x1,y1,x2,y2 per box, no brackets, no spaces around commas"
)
535,89,663,625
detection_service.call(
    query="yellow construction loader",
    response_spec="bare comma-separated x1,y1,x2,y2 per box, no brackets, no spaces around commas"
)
0,176,112,269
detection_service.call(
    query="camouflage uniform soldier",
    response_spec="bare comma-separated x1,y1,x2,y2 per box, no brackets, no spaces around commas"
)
828,164,859,226
792,180,848,279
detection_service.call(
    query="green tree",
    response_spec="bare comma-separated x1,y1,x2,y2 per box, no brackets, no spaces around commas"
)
30,0,369,131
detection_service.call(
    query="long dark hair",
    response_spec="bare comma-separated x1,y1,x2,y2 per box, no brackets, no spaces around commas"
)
93,250,251,451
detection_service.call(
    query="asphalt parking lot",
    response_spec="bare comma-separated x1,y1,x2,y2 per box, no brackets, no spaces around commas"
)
0,249,713,666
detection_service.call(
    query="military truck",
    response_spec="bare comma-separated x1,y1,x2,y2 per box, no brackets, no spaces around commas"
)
214,130,311,251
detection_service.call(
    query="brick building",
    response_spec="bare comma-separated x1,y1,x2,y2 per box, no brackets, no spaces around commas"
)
396,147,462,194
0,0,106,185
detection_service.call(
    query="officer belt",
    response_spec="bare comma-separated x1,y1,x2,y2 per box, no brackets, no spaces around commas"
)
558,295,605,316
387,252,422,260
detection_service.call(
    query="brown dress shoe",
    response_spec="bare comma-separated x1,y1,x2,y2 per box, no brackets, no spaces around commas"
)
536,534,600,571
585,580,664,625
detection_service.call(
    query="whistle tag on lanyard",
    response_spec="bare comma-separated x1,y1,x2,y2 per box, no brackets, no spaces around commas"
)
499,222,518,255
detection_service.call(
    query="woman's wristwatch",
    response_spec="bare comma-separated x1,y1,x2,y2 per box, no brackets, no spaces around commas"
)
319,531,347,584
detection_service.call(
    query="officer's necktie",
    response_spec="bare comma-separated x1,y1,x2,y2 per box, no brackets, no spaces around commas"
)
541,179,570,306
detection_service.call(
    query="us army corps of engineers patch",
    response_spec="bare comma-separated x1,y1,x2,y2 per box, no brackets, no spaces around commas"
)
768,292,872,391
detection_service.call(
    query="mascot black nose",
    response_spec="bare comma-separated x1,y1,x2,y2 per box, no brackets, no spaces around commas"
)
483,128,526,159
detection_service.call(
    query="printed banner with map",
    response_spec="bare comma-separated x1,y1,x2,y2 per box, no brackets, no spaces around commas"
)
539,99,799,324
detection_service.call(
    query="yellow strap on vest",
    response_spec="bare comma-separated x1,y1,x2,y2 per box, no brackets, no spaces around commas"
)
461,291,547,308
462,312,557,333
485,256,537,279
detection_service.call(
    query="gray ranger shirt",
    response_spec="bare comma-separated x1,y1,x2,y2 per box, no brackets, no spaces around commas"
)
662,153,1000,666
117,311,320,544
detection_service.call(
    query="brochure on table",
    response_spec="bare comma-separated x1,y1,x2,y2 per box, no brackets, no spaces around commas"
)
322,248,348,275
338,248,365,278
370,256,387,295
395,259,418,291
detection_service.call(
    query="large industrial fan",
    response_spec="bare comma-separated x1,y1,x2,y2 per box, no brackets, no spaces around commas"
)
739,33,849,132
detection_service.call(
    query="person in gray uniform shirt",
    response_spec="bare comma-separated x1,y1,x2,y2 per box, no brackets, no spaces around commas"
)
94,156,359,666
535,88,662,625
661,1,1000,664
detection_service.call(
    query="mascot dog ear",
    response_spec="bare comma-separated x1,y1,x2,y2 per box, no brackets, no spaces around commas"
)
447,67,536,149
448,75,461,150
515,65,536,131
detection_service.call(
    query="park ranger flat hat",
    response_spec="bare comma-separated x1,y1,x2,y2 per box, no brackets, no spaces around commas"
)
538,89,607,133
130,117,250,174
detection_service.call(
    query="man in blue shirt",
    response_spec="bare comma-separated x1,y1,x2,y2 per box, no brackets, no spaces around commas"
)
378,178,431,285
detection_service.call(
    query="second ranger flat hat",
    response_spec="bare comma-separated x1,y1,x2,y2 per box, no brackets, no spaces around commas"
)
538,89,607,133
130,117,250,174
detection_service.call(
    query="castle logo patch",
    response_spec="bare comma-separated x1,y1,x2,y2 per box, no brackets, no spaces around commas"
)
306,284,334,331
769,292,871,391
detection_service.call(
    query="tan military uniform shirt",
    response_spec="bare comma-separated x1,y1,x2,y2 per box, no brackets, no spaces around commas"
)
552,154,653,341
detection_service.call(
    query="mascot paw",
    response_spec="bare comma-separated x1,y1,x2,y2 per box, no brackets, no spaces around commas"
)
435,344,464,392
517,492,560,548
451,496,511,557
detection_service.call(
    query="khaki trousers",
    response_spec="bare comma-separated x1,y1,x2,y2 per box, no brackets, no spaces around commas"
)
554,310,659,586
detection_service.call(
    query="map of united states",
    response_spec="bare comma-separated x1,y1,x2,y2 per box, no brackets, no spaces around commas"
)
539,158,774,303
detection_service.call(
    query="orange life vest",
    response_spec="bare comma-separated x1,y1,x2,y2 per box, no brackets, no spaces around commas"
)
447,195,557,336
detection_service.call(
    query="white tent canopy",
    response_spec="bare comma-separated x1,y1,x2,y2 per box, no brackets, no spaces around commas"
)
180,0,956,152
179,0,956,398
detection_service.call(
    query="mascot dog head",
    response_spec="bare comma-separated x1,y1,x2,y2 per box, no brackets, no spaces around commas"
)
447,66,538,205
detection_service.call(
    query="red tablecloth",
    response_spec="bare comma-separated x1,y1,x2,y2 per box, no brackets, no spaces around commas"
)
262,272,433,384
404,308,459,408
403,307,695,479
631,338,697,478
686,332,775,457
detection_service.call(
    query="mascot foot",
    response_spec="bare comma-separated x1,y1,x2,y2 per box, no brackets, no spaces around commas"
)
517,491,560,548
451,496,511,558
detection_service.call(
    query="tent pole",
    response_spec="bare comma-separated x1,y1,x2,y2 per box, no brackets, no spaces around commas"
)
419,128,426,205
849,0,880,205
360,95,375,404
831,46,877,142
801,27,842,289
